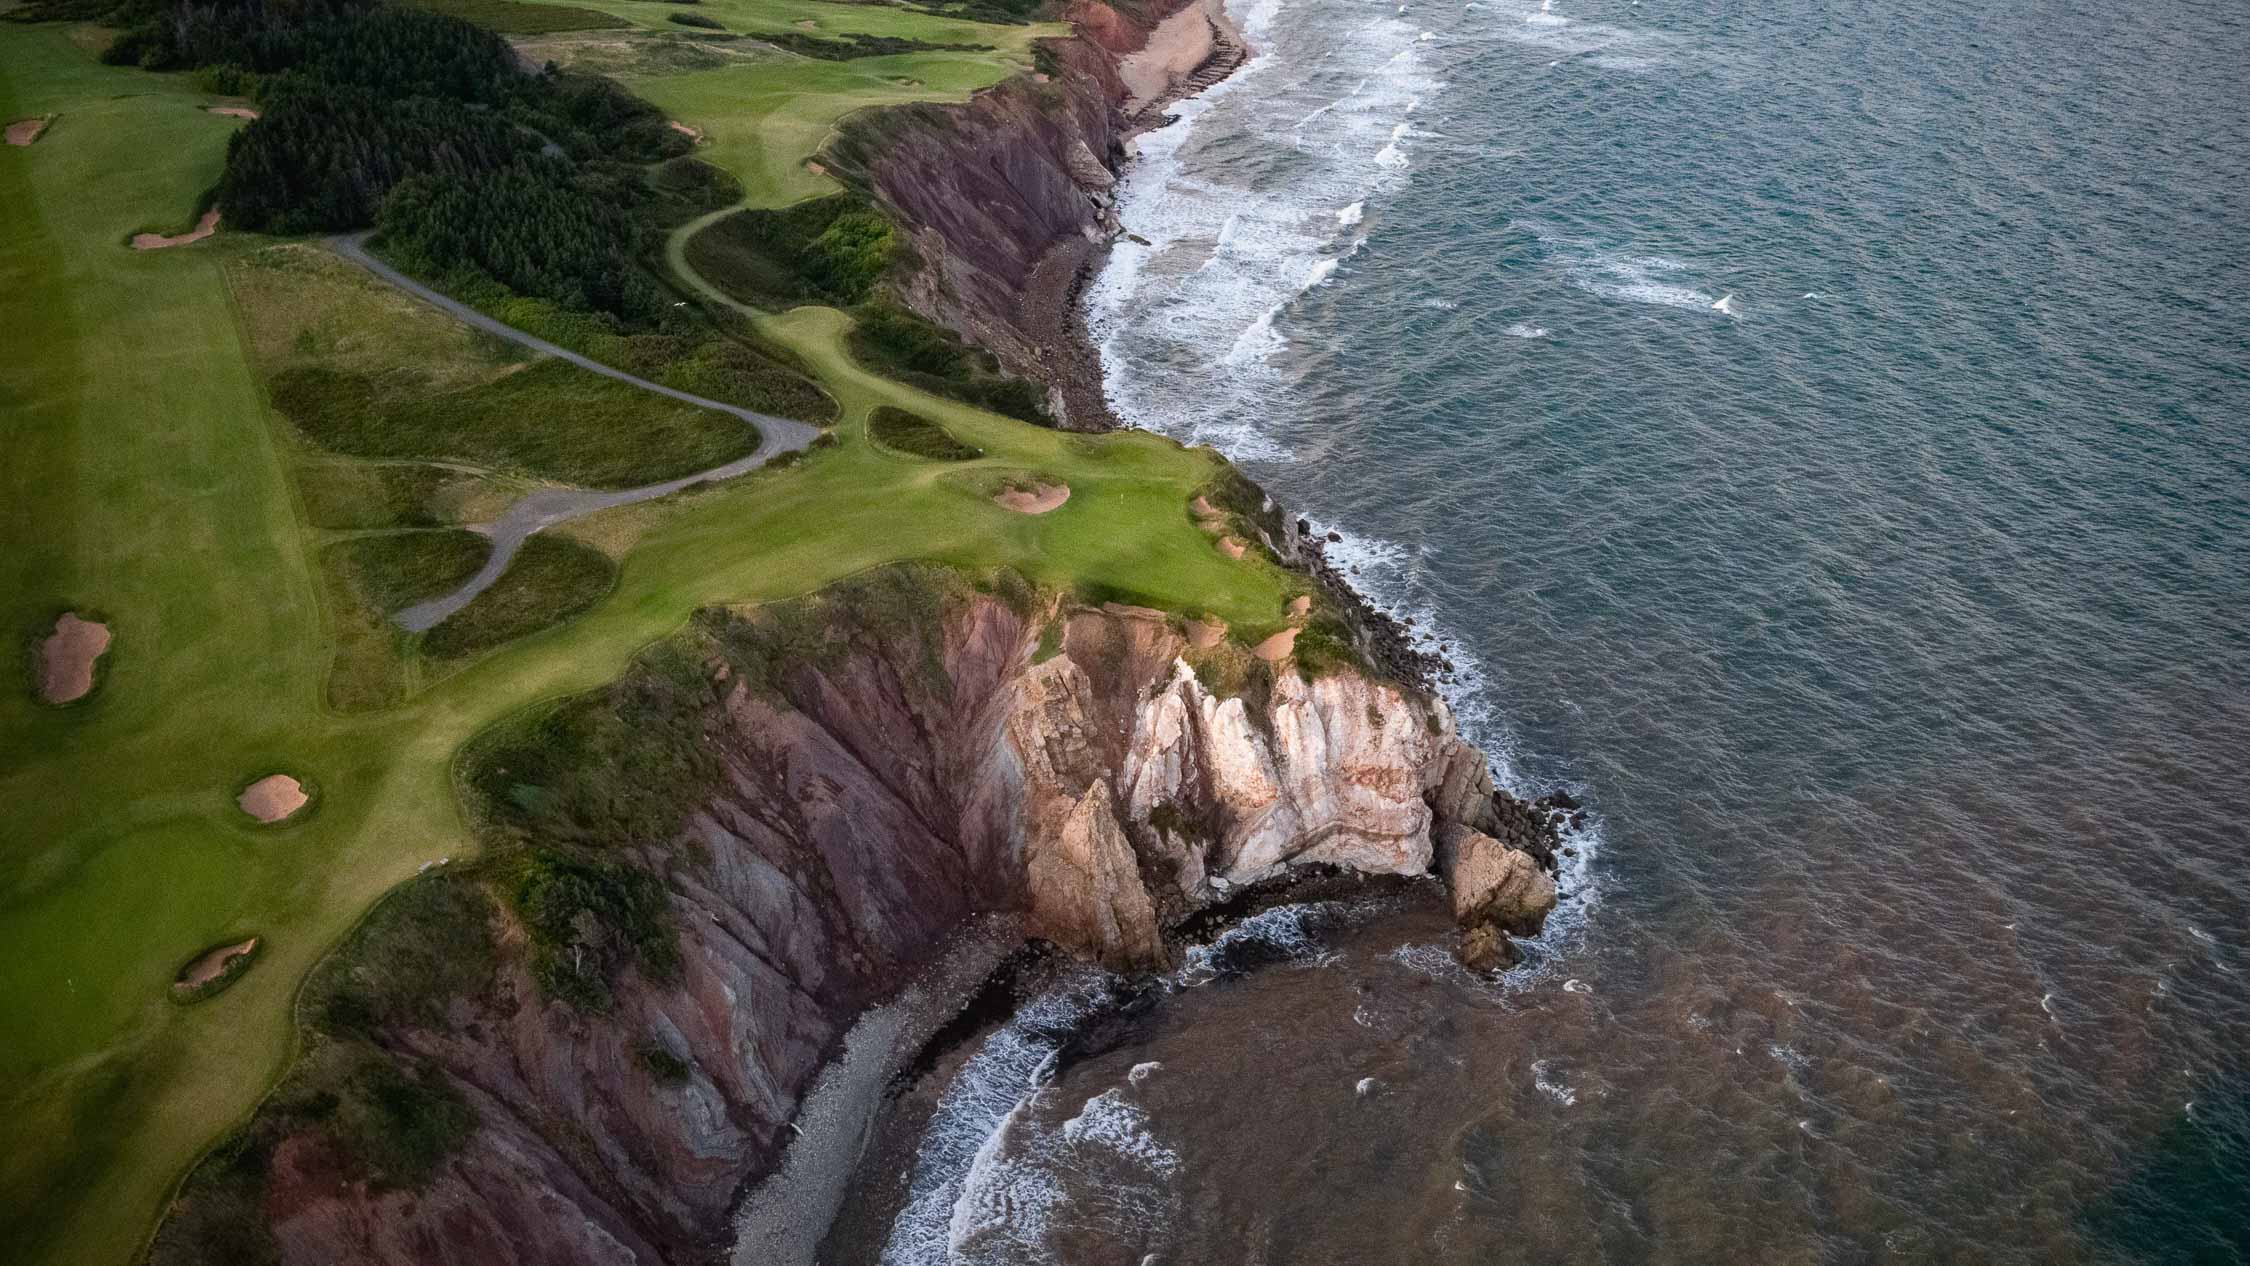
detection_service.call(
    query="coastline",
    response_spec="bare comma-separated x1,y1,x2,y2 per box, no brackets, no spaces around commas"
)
728,9,1466,1253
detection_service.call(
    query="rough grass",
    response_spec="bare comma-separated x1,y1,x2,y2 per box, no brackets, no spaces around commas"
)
868,405,981,460
3,20,1315,1266
407,0,632,32
272,359,756,489
234,243,767,486
423,535,618,662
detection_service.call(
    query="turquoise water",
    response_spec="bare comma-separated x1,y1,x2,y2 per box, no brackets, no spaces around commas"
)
872,0,2250,1259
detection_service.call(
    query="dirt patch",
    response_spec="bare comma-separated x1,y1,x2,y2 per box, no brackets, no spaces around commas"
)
1253,626,1300,662
794,18,817,28
176,937,258,989
205,105,260,120
238,774,309,823
132,209,220,250
5,116,51,146
1217,536,1246,560
1287,595,1311,619
805,160,828,177
668,120,703,142
1185,617,1227,649
39,612,111,704
995,482,1070,515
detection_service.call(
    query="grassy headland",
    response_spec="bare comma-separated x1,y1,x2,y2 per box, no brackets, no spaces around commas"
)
0,5,1314,1264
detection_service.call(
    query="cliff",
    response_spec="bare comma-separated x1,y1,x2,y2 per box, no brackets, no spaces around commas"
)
822,0,1245,429
151,572,1555,1265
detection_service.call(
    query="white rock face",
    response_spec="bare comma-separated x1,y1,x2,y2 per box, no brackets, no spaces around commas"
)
1000,607,1472,967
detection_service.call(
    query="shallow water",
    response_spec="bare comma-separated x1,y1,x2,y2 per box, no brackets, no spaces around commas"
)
867,0,2250,1259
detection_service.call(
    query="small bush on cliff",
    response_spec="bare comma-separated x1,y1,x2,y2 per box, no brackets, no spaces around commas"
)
849,302,1053,425
509,849,681,1011
462,645,724,850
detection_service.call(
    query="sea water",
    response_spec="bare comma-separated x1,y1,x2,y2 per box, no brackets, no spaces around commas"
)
869,0,2250,1259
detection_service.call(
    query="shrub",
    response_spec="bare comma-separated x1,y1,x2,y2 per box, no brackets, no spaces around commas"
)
667,11,723,27
868,406,980,460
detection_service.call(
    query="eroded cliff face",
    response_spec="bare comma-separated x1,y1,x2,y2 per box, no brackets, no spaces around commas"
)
174,586,1549,1265
822,0,1243,428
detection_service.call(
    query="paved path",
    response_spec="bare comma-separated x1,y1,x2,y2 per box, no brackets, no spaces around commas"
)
327,233,823,631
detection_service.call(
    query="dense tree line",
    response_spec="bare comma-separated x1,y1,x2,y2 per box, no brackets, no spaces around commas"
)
87,0,689,322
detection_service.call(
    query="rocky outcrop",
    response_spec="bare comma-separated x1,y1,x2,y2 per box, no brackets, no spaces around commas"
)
822,0,1242,428
162,585,1551,1265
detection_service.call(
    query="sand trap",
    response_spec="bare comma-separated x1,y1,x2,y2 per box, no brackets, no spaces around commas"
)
205,105,259,120
238,774,308,823
1185,617,1227,649
996,482,1070,514
669,120,703,142
804,160,827,177
1191,495,1218,517
39,612,110,704
176,937,258,989
1253,626,1300,662
6,116,51,146
1217,536,1246,559
1287,595,1312,619
132,209,219,250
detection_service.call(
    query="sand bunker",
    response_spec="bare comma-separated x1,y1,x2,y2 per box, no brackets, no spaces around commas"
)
1185,617,1227,649
6,116,51,146
1287,595,1312,619
996,482,1070,514
238,774,308,823
1253,626,1300,662
669,120,703,142
1217,536,1246,560
39,612,111,704
176,937,258,990
205,105,260,120
132,209,219,250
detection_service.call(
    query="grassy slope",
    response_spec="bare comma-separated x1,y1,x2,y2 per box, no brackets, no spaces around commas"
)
516,0,1064,207
0,9,1307,1264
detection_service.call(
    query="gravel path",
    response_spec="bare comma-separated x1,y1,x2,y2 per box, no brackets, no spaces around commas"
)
327,233,823,631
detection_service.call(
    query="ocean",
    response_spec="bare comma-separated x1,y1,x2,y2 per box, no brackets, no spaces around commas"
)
859,0,2250,1259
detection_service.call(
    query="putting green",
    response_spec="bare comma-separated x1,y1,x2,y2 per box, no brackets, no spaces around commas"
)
1,14,1304,1266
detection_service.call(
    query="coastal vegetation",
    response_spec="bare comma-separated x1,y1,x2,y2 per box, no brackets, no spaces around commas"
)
0,3,1329,1263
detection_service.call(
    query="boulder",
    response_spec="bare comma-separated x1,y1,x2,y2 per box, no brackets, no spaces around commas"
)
1436,824,1556,936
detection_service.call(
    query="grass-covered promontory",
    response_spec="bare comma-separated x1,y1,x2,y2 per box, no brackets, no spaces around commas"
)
0,5,1322,1264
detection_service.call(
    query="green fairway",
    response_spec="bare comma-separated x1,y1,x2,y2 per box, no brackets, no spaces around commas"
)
0,14,1312,1264
512,0,1065,206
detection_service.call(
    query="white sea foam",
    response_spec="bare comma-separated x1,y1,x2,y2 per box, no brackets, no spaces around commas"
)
1532,1059,1578,1106
1088,0,1435,432
879,977,1108,1266
1504,321,1548,338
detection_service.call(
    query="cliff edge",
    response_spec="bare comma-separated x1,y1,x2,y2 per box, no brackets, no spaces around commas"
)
151,571,1556,1265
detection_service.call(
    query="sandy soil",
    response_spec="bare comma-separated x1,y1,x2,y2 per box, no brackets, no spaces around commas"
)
1253,626,1300,661
794,18,817,27
176,937,258,988
1217,536,1246,559
668,120,703,142
995,481,1070,514
238,774,308,823
6,116,50,146
205,105,259,120
1288,595,1312,618
131,209,219,250
39,612,111,704
1186,617,1227,649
